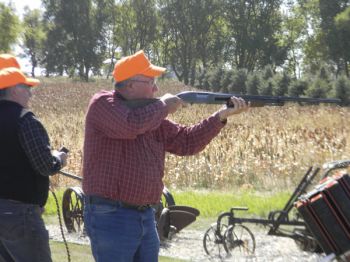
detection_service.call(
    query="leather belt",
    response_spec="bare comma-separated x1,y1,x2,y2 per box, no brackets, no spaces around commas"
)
86,195,152,211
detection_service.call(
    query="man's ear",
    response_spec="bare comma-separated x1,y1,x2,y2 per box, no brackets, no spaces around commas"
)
6,86,17,99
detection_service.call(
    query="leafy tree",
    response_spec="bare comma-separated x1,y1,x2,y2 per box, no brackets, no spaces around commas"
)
42,0,110,80
22,8,46,77
319,0,350,76
223,0,288,71
0,3,19,52
159,0,222,85
296,0,326,75
117,0,158,55
281,2,307,78
335,6,350,77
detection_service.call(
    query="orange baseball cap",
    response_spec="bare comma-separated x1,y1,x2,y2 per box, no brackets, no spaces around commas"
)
0,54,20,70
113,50,166,82
0,67,40,90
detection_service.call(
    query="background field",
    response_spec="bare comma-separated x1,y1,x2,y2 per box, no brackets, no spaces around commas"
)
32,78,350,192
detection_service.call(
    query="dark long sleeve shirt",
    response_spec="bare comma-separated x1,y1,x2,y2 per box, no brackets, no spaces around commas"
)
18,112,62,176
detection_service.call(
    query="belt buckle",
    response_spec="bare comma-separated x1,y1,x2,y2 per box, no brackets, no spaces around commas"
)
137,205,150,211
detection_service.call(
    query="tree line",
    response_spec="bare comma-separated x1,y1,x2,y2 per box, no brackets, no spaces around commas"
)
1,0,350,101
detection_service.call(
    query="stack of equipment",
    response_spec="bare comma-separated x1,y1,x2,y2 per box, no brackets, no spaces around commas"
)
295,173,350,256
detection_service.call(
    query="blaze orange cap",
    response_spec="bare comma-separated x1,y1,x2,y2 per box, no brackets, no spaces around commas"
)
0,54,20,70
113,50,166,82
0,67,40,90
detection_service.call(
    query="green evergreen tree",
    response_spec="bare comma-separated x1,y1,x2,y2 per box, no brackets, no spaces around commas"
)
273,71,291,96
288,79,309,96
220,69,233,93
305,78,331,98
246,73,262,95
229,68,248,94
335,74,350,105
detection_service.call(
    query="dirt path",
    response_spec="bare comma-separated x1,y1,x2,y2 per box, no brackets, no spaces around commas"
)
47,224,324,261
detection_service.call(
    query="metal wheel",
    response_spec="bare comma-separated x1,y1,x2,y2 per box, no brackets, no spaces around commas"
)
223,224,256,256
203,223,228,258
62,186,85,233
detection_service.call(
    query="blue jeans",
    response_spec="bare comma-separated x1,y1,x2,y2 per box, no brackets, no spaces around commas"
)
0,199,51,262
84,196,160,262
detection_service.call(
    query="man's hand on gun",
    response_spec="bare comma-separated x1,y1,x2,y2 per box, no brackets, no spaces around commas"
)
161,93,249,120
161,93,187,114
216,96,250,121
52,147,69,168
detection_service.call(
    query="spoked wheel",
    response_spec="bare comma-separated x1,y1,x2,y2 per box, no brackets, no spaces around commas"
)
223,224,256,256
203,223,228,258
62,186,85,233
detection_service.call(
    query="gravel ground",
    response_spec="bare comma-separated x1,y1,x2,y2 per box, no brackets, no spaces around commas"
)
47,223,325,262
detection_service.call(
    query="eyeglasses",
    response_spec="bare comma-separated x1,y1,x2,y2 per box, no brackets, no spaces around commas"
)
15,84,31,89
129,79,157,86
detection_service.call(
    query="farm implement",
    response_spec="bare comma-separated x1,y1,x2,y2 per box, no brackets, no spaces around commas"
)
203,159,350,261
58,170,199,241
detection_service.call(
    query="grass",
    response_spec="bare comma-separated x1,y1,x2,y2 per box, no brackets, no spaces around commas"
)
45,188,292,219
169,190,291,218
50,241,186,262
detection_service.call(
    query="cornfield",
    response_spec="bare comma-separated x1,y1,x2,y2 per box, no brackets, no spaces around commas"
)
31,78,350,191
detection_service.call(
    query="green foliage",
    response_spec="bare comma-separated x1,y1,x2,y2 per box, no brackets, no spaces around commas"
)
259,79,275,95
262,65,274,80
42,0,110,80
229,68,248,94
0,3,19,52
305,77,331,98
207,66,225,92
171,190,290,218
246,73,262,95
288,79,309,96
319,0,350,76
159,0,222,85
22,8,46,77
273,71,291,96
220,69,233,93
223,0,287,71
334,74,350,105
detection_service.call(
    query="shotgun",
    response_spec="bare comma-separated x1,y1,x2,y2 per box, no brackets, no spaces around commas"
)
122,91,341,109
176,91,341,107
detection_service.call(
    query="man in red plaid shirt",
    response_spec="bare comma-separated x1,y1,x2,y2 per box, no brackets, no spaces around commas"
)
82,50,249,262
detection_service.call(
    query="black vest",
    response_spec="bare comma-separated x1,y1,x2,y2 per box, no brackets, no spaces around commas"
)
0,100,49,206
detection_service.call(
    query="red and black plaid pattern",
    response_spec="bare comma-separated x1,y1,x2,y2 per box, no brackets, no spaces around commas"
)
82,90,225,205
19,113,62,176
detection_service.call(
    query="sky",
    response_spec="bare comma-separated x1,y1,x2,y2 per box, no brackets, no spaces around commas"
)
0,0,43,17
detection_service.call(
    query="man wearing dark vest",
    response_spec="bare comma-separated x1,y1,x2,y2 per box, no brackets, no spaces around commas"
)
0,67,67,262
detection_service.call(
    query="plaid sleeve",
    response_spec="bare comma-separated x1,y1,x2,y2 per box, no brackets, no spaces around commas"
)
18,112,62,176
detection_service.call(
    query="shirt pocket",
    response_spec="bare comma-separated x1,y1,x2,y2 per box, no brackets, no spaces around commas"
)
0,211,25,241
